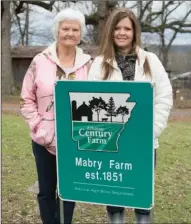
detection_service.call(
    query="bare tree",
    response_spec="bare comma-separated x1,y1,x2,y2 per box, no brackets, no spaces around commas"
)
126,1,190,70
11,1,79,46
11,2,31,45
2,1,15,95
2,1,56,95
157,1,191,69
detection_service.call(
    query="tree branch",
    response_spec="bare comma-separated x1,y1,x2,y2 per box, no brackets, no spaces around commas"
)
139,1,153,21
14,1,55,14
23,1,55,11
167,30,178,50
145,1,181,24
166,5,190,50
145,11,163,24
165,2,183,21
61,0,77,3
141,22,191,33
170,28,191,33
85,13,99,26
181,8,191,23
14,1,25,14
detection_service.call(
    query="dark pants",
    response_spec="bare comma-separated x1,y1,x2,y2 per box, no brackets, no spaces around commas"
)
32,141,75,224
107,149,157,215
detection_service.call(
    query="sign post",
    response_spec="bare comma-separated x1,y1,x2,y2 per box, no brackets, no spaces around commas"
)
55,81,154,210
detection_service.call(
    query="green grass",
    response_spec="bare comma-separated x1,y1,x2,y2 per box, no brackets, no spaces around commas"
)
2,113,191,223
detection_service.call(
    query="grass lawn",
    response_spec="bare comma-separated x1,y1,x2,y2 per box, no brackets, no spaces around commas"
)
2,112,191,223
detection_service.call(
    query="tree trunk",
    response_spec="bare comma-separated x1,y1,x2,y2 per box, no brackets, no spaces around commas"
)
158,1,169,72
161,48,168,70
25,3,29,45
94,0,117,44
137,0,142,19
93,1,106,44
1,1,15,95
97,111,99,122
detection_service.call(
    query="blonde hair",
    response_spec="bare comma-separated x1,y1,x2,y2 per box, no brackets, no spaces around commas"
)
99,8,151,79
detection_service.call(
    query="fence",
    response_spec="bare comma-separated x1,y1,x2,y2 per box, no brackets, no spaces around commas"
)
171,72,191,108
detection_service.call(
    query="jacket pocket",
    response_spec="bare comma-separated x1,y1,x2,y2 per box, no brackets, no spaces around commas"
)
33,113,55,147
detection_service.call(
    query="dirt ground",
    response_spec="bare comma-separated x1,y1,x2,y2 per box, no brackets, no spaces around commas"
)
169,108,191,121
2,101,191,122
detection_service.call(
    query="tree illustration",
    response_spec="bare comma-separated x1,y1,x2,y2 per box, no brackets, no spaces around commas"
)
89,97,107,121
105,97,117,122
117,106,129,123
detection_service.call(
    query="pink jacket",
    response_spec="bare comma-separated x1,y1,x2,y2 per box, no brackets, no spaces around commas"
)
20,42,91,155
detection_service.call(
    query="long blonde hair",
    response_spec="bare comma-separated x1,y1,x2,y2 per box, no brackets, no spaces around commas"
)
99,8,151,79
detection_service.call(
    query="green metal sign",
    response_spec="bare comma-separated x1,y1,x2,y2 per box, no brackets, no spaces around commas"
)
55,81,154,210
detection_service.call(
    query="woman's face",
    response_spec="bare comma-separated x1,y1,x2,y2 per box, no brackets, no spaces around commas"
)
113,17,134,50
58,20,81,47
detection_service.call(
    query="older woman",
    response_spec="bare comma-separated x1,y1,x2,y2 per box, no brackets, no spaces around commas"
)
88,8,173,224
20,8,91,224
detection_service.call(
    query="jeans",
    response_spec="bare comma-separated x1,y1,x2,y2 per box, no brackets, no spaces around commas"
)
107,149,156,216
32,141,75,224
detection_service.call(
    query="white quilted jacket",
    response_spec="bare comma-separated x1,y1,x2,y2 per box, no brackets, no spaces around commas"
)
88,47,173,149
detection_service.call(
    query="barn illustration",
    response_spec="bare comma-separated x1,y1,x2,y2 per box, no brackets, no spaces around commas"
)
72,101,93,121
